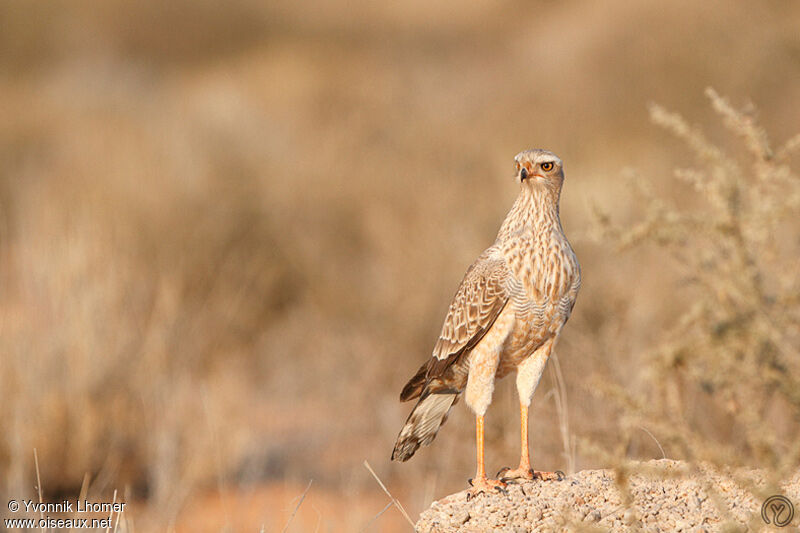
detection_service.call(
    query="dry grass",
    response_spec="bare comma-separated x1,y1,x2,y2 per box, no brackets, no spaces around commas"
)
1,0,799,531
590,88,800,522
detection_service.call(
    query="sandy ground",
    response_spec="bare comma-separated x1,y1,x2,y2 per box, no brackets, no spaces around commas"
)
416,460,800,532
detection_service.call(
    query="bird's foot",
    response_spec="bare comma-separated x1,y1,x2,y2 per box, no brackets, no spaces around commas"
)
497,466,565,483
466,477,507,501
496,466,534,483
534,469,565,481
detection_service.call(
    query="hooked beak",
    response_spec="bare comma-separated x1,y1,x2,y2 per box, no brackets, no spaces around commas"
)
520,166,546,183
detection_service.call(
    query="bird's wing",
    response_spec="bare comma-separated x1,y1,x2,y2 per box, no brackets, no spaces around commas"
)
427,249,511,378
399,248,511,401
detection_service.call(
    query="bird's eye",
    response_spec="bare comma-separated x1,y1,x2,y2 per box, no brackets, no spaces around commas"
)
541,162,554,172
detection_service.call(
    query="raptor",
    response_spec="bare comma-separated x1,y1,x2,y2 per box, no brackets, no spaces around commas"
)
392,149,581,498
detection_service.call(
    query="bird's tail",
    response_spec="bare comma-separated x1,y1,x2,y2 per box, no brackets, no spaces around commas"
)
391,392,458,461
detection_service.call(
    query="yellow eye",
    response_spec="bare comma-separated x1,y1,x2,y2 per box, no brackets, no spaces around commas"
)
541,162,554,172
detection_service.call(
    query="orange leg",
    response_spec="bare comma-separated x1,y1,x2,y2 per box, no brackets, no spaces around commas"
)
467,415,506,499
520,404,531,471
497,404,564,482
476,414,486,479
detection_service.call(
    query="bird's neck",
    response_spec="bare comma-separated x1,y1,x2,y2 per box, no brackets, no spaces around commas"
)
497,185,562,241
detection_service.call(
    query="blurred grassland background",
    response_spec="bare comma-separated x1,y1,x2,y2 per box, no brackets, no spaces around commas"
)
1,0,799,531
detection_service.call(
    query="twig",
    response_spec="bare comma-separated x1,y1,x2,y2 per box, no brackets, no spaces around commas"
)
106,489,117,533
122,486,134,533
363,460,415,529
359,502,393,532
71,472,91,533
638,426,667,459
311,503,322,533
549,352,575,474
281,480,312,533
33,448,45,533
113,502,122,533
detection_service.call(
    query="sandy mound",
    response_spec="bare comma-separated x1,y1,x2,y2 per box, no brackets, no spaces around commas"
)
416,460,799,532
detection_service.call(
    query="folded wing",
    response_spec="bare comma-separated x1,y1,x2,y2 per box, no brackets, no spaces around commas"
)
400,248,511,401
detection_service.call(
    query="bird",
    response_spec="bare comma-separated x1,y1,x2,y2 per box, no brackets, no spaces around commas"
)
391,149,581,498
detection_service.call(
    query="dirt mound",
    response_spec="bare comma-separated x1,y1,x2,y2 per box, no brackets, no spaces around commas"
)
416,460,800,532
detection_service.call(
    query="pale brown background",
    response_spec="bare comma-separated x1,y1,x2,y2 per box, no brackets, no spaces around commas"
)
1,0,798,531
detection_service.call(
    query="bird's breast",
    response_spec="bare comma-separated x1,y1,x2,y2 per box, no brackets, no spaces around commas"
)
503,231,579,305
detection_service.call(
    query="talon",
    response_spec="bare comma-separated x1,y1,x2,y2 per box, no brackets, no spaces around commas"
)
532,470,564,481
497,467,535,482
495,485,508,496
467,478,474,487
496,466,511,478
466,477,507,500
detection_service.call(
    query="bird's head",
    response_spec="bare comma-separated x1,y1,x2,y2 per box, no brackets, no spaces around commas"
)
514,149,564,192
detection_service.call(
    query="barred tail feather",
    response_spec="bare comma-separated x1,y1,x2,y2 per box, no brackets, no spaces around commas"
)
391,392,458,461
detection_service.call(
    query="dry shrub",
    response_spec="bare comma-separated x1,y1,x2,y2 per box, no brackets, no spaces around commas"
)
592,89,800,492
0,82,300,523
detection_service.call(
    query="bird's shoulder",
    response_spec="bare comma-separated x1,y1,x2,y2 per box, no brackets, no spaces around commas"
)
431,246,511,362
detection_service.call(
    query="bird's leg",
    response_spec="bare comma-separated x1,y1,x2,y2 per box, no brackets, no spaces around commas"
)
466,415,506,499
497,403,534,481
497,404,564,482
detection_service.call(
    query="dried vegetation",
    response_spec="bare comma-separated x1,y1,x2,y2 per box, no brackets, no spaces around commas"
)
0,0,799,531
590,89,800,524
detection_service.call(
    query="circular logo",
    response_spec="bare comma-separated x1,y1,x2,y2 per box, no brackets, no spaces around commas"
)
761,495,794,527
